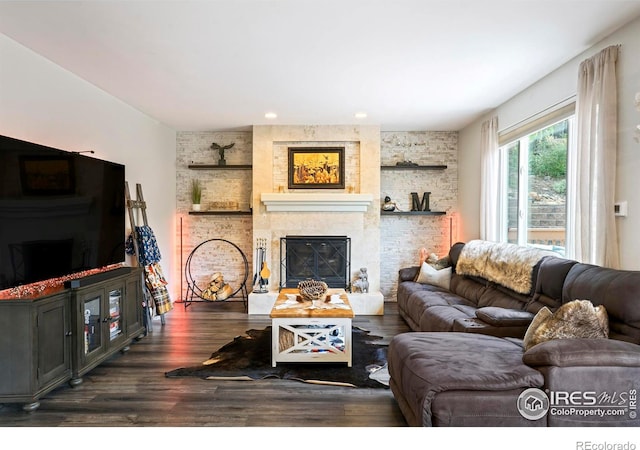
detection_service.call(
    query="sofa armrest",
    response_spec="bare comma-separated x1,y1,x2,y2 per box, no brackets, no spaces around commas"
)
523,338,640,368
475,307,534,327
399,266,420,282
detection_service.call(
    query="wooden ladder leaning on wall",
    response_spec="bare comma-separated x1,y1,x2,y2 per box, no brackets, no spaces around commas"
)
125,181,166,330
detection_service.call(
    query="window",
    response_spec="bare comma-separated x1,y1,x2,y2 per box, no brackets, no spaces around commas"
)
498,104,575,256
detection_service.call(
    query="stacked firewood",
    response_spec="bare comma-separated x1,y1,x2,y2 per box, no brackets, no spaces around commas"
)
202,272,233,301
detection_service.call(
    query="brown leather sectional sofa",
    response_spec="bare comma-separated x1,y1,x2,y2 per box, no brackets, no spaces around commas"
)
388,241,640,426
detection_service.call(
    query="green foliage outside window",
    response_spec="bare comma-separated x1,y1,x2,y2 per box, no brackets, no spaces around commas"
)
528,121,568,179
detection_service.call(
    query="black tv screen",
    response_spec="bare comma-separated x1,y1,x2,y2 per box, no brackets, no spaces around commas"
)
0,135,126,290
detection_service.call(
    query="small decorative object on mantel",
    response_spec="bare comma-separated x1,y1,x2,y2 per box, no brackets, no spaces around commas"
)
411,192,431,212
351,267,369,293
382,196,400,212
191,179,202,211
396,160,419,167
297,279,329,302
211,142,235,166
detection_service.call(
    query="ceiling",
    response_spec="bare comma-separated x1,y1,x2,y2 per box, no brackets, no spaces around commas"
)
2,1,640,132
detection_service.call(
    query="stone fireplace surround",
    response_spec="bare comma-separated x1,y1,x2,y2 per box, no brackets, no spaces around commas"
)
248,125,384,315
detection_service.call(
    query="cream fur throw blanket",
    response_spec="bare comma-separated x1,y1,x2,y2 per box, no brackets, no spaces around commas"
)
456,240,554,294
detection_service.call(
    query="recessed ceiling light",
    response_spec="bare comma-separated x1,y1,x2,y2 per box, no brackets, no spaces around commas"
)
265,112,277,119
354,112,367,119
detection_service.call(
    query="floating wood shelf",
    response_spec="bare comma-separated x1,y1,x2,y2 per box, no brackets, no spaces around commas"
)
381,210,446,216
380,165,447,170
188,210,253,216
187,164,252,170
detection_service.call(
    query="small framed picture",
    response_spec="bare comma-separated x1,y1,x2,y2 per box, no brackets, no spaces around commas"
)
288,147,345,189
19,156,75,195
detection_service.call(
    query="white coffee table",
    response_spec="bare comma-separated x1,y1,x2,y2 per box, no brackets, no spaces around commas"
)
269,288,354,367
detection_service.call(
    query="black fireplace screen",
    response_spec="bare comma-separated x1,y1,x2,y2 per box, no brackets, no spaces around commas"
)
280,236,351,290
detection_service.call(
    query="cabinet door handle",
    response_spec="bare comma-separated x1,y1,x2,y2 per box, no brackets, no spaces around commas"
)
65,331,73,337
103,317,110,323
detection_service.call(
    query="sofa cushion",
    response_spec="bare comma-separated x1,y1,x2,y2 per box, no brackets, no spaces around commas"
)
430,389,546,427
452,317,530,338
476,306,534,327
388,332,544,426
397,279,444,301
398,282,471,310
397,284,475,332
449,273,486,304
399,266,420,282
448,241,465,270
529,256,577,311
523,299,609,351
523,338,640,368
477,283,531,309
419,304,477,332
563,263,640,343
415,262,452,290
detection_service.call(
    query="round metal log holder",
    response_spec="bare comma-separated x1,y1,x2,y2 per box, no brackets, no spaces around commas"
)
184,238,249,311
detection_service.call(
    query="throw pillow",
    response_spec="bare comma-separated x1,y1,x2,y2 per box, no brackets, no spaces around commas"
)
523,307,552,350
415,262,452,290
523,300,609,351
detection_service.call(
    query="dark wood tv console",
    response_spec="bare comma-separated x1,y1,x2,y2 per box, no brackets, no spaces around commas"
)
0,267,145,411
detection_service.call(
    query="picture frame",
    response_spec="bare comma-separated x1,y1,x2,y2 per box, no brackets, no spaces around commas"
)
19,156,75,195
288,147,345,189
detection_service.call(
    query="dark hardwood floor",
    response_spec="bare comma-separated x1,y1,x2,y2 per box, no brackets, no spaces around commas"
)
0,300,410,428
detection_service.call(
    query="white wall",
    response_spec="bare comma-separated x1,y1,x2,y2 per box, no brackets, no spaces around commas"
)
0,35,178,291
458,16,640,270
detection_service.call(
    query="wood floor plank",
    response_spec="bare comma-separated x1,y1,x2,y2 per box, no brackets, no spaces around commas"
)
0,301,410,428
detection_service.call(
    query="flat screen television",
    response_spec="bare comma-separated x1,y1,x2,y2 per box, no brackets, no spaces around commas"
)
0,134,126,290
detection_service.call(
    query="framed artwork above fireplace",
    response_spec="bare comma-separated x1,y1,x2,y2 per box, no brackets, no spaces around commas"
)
288,147,345,189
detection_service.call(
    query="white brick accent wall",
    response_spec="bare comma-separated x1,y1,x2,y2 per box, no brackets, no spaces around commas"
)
176,131,254,300
380,131,458,300
175,129,458,304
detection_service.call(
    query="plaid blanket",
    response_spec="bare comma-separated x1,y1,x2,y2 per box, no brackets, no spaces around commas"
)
144,263,172,315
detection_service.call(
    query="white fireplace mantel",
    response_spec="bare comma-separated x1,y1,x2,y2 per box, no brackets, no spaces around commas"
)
260,193,374,212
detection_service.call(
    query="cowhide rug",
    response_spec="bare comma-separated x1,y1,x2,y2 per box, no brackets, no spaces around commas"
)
165,326,389,388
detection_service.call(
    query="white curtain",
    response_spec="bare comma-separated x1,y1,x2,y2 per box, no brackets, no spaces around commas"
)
480,116,500,242
571,45,620,268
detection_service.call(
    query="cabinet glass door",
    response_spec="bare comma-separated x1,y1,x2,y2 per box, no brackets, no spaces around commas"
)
83,296,102,355
108,289,123,341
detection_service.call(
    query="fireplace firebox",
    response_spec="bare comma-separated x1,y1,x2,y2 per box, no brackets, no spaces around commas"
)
279,236,351,290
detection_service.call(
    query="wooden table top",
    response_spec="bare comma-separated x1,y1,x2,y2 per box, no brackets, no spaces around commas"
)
269,288,354,318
